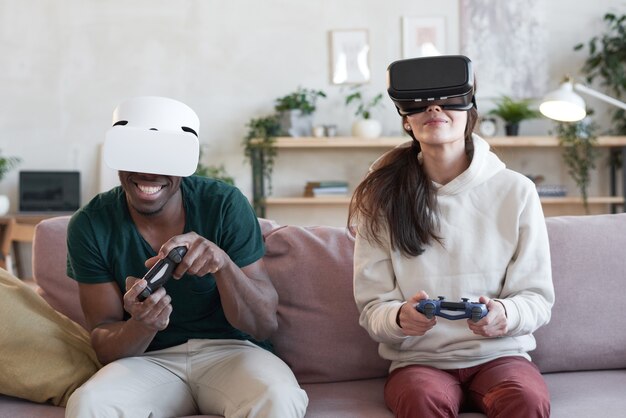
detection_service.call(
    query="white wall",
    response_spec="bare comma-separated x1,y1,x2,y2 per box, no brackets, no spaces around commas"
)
0,0,624,223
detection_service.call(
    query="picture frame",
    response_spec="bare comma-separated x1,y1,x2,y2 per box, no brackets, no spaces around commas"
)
402,16,446,58
329,29,370,85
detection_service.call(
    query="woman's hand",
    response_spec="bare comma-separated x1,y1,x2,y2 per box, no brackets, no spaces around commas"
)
397,290,437,336
467,296,508,337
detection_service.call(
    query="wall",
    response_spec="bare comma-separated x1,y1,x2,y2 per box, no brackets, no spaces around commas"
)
0,0,624,226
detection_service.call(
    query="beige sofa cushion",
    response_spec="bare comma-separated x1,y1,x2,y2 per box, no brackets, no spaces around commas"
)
533,214,626,373
264,225,390,383
0,269,100,406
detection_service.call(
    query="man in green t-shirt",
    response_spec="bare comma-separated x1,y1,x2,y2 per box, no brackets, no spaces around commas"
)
65,96,308,418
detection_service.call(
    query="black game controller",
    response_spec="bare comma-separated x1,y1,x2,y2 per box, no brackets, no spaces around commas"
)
137,246,188,302
415,296,488,323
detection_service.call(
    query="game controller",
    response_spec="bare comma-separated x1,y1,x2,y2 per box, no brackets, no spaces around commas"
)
415,296,488,322
137,246,188,302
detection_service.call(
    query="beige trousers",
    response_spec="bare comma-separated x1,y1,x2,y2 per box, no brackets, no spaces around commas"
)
65,339,308,418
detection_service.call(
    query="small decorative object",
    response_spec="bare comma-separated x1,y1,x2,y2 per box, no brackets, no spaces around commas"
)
324,124,338,137
488,95,541,136
0,151,21,216
312,125,326,138
274,87,326,137
329,29,370,84
478,117,498,137
554,116,599,214
345,88,384,139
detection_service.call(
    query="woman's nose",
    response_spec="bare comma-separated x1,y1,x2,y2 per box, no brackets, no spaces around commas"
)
426,105,442,112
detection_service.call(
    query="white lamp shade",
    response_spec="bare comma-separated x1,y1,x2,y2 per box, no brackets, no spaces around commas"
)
539,82,586,122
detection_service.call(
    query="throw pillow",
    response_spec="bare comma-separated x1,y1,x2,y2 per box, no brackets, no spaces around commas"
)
0,269,100,406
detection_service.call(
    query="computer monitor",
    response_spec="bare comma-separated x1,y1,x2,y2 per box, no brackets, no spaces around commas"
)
18,171,80,213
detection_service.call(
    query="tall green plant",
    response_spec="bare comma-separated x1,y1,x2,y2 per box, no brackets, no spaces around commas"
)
243,114,282,198
575,12,626,134
554,119,599,213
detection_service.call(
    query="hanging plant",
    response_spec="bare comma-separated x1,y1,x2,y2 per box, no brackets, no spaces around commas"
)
554,118,599,213
243,114,282,208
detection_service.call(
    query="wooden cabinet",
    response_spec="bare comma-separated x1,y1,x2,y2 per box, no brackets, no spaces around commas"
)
250,136,626,222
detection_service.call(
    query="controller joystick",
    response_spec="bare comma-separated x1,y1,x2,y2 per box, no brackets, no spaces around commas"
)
415,296,488,322
137,246,188,302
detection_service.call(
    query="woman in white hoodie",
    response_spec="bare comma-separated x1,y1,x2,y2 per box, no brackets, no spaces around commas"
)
349,73,554,417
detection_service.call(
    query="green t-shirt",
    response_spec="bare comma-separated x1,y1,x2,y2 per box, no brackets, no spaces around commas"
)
66,176,268,352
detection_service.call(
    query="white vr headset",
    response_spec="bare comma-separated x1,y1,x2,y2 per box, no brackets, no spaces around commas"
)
103,96,200,177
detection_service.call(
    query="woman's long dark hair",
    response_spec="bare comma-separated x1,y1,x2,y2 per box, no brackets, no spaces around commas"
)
348,106,479,257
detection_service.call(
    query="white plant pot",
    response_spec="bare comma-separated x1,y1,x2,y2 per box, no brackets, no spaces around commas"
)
352,119,382,139
0,195,9,216
279,110,313,137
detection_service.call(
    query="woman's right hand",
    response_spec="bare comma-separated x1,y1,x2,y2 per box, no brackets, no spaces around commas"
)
397,290,437,336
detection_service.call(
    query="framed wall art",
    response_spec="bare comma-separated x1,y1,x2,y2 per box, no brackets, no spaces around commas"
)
402,16,446,58
329,29,370,85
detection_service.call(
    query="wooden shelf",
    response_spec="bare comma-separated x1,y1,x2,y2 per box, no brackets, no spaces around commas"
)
265,196,624,206
252,135,626,219
269,136,626,149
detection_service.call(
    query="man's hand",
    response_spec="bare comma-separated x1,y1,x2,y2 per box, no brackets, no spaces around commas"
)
146,232,228,279
123,277,172,331
397,290,437,336
467,296,508,337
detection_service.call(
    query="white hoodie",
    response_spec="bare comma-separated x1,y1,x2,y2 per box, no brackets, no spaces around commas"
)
353,134,555,371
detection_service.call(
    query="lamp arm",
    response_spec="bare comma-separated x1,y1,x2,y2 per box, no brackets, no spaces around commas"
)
573,83,626,111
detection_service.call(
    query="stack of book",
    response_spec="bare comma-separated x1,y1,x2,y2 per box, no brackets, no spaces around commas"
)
303,181,349,197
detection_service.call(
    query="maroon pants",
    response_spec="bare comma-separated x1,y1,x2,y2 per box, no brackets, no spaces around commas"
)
384,356,549,418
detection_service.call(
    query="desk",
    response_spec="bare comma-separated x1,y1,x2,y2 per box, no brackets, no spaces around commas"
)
0,214,71,278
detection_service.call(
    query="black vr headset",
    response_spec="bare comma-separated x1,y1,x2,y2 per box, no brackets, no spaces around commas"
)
387,55,476,116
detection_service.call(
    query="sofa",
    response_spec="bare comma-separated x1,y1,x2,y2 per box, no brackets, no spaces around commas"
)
1,213,626,418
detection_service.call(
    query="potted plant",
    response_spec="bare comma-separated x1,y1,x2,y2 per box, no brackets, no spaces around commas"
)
274,87,326,137
575,12,626,135
488,95,541,136
195,147,235,186
242,114,282,215
345,89,384,139
0,151,21,215
554,117,599,214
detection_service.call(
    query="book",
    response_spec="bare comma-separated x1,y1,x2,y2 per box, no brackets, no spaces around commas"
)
304,180,349,197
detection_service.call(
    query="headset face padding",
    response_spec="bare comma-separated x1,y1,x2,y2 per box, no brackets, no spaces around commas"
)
387,55,475,116
103,96,200,177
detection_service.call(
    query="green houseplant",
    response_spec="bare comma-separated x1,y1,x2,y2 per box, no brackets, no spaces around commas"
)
489,95,541,136
575,12,626,135
243,114,282,214
274,87,326,137
345,90,384,120
345,88,384,139
195,147,235,186
554,117,599,213
0,152,20,182
0,151,21,216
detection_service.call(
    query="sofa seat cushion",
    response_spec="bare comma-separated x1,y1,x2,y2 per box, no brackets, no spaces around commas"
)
302,379,391,418
533,214,626,373
264,225,390,383
544,370,626,418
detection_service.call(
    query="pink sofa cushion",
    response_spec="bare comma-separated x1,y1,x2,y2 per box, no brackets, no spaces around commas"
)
532,213,626,373
32,216,86,329
263,225,390,383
